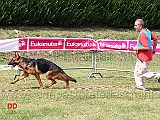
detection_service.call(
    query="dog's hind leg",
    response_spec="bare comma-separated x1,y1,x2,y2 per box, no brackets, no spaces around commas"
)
10,72,29,84
45,70,70,89
56,73,70,89
46,79,57,88
64,80,69,89
46,74,69,88
45,72,57,88
34,74,44,89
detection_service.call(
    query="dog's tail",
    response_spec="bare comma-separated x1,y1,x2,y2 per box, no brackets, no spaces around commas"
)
66,74,77,83
60,70,77,83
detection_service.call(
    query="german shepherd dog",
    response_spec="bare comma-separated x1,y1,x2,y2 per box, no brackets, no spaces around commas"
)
8,52,77,89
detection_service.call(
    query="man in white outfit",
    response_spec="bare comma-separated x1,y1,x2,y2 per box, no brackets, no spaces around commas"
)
131,19,160,90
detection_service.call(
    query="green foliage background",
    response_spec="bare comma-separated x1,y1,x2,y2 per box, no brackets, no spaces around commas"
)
0,0,160,28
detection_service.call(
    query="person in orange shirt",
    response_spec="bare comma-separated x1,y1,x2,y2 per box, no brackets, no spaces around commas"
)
132,19,160,90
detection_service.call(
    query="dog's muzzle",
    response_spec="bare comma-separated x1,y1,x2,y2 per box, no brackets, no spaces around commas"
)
8,61,18,67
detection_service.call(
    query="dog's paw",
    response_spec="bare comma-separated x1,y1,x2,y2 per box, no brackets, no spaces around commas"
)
39,87,44,89
10,82,15,84
45,85,50,88
45,84,53,88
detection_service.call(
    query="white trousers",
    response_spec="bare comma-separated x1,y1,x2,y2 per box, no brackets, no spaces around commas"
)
134,59,160,88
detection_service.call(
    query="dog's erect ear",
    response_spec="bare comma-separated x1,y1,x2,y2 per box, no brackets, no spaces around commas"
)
14,51,20,57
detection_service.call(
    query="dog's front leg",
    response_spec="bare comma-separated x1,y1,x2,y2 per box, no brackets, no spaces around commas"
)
34,74,44,89
10,72,29,84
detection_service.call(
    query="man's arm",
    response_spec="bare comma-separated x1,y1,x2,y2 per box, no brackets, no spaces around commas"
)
152,40,158,54
151,33,158,54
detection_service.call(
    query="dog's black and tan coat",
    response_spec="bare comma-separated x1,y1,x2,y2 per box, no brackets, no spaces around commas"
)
8,52,77,89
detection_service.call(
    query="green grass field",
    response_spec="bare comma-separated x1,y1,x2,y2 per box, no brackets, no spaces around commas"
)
0,69,160,120
0,27,160,120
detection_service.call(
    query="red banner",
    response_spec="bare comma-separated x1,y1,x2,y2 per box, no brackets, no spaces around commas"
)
65,38,97,50
98,40,129,51
28,38,64,50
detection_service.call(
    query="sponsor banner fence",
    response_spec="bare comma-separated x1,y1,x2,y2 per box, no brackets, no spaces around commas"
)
1,37,160,53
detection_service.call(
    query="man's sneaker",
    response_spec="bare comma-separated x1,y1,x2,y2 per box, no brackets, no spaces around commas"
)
134,87,147,91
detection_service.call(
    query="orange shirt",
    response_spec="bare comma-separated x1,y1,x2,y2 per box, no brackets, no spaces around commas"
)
137,29,158,62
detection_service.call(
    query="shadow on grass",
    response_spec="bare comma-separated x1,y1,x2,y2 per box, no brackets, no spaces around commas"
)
26,86,66,89
29,86,41,89
150,88,160,91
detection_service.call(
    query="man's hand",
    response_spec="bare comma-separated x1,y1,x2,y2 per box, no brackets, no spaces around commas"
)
130,46,138,51
152,50,156,55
